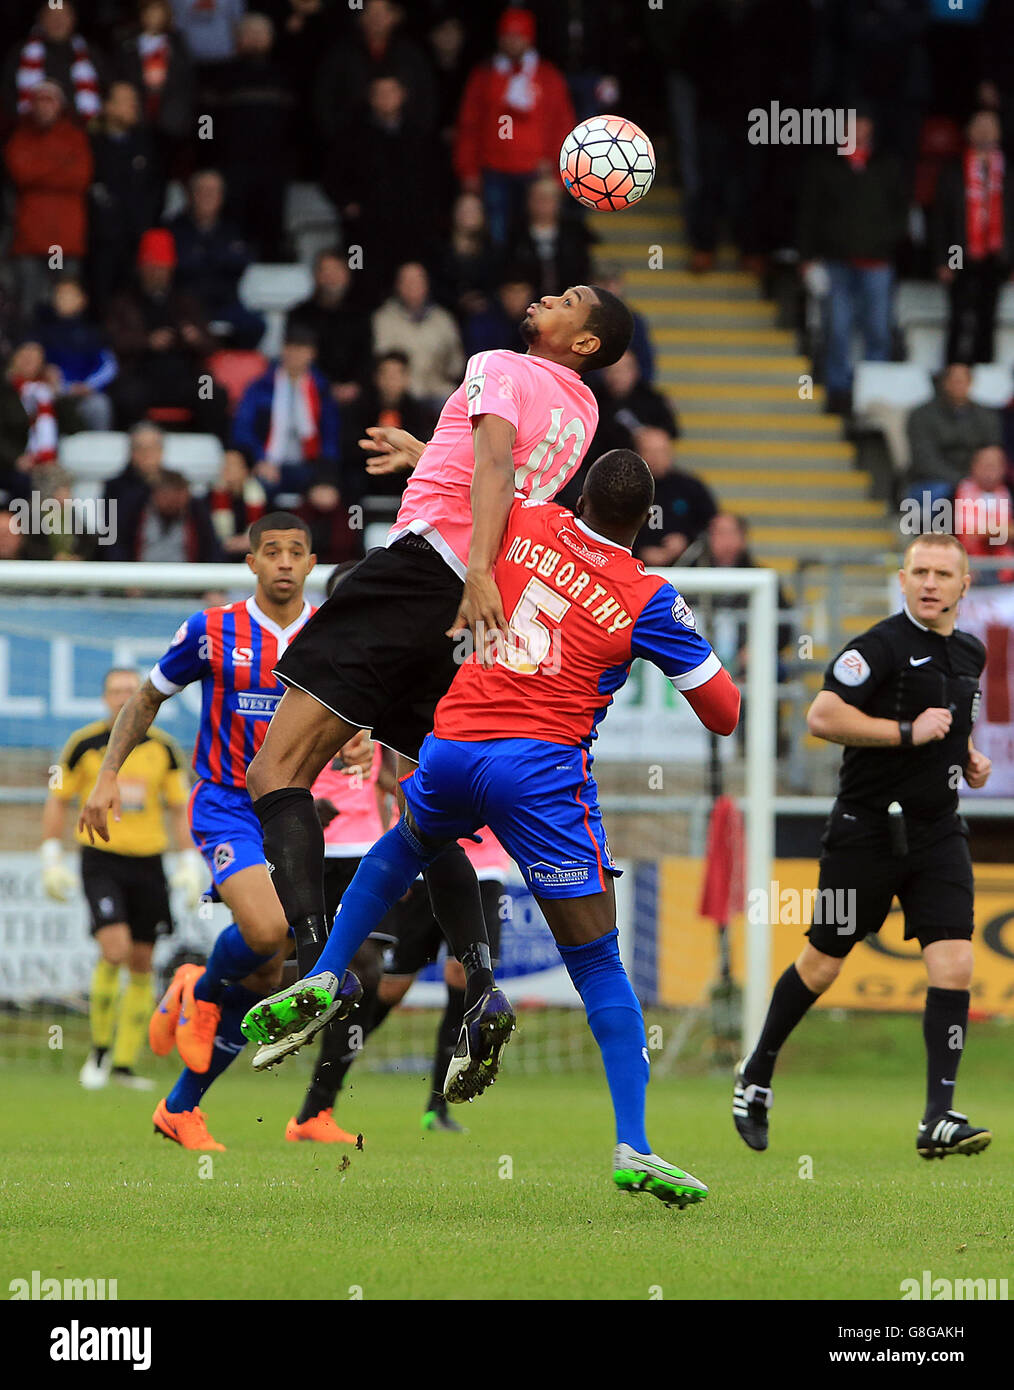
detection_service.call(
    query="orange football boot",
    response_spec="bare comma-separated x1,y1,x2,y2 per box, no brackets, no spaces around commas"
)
152,1098,225,1151
175,968,221,1074
149,963,204,1057
285,1108,361,1144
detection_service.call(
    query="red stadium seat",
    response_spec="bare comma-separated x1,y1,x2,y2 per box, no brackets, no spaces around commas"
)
207,349,269,413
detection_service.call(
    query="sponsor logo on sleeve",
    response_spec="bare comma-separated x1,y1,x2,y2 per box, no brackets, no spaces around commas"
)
671,595,696,629
466,373,486,402
832,649,870,686
170,622,188,647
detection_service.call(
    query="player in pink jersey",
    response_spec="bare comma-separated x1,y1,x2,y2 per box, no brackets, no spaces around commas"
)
245,286,635,1100
244,451,740,1206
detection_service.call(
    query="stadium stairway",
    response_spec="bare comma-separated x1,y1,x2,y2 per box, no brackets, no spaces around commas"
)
592,186,900,768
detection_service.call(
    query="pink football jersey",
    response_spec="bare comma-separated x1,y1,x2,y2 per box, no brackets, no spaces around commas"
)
314,745,388,856
389,350,598,577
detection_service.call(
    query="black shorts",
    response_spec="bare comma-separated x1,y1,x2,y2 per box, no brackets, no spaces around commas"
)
274,537,463,761
81,847,172,944
385,878,503,977
322,856,398,945
805,803,974,959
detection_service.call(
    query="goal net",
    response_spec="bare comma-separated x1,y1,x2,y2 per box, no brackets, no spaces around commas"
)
0,560,776,1078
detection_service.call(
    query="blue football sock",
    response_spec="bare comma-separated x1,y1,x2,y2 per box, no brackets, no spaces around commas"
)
315,824,428,981
558,929,650,1153
166,984,258,1114
194,924,274,1003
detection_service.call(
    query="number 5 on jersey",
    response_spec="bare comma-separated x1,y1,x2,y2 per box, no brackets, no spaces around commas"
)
498,577,571,675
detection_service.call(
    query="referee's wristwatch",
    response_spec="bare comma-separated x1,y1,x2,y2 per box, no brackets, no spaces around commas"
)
898,719,913,747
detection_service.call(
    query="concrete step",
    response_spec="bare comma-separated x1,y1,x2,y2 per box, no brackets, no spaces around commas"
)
713,497,885,520
699,475,869,501
680,438,854,461
681,411,843,440
658,353,811,378
668,381,826,407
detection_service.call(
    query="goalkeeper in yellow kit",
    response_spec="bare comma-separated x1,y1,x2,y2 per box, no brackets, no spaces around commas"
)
40,668,204,1090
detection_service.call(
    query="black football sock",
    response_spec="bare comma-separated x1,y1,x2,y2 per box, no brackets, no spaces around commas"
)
428,985,465,1113
253,787,328,977
296,984,379,1124
423,843,494,1010
743,965,819,1087
922,986,970,1123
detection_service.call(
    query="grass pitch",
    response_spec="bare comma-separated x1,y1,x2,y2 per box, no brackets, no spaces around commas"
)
1,1014,1010,1301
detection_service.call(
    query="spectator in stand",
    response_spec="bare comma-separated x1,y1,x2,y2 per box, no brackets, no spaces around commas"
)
286,250,373,407
341,350,435,505
688,512,792,677
798,114,907,415
597,263,655,384
462,275,533,357
455,7,576,249
88,81,163,313
507,176,594,300
169,0,246,81
232,322,342,506
167,169,265,349
3,2,105,123
134,467,221,562
632,424,717,566
905,362,1002,506
372,261,463,409
934,110,1014,367
213,12,293,262
30,278,117,432
4,81,94,318
18,465,89,561
0,369,30,503
953,444,1014,586
274,0,341,176
431,191,500,322
102,421,166,559
314,0,434,145
592,349,679,455
5,341,82,477
207,447,266,556
116,0,194,175
105,228,228,437
0,509,29,561
323,73,438,309
427,14,470,204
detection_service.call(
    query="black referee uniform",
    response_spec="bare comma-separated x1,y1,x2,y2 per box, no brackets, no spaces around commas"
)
734,602,992,1160
808,607,984,958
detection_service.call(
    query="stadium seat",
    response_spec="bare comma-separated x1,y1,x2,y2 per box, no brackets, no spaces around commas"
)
59,430,130,482
238,263,313,314
970,364,1013,406
903,323,946,369
853,362,932,417
162,433,223,485
207,349,269,412
895,281,947,329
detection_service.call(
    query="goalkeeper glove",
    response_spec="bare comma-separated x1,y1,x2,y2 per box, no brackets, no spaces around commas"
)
41,838,77,902
170,849,207,910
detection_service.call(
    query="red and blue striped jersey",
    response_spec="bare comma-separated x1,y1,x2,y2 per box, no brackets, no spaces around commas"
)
149,596,314,789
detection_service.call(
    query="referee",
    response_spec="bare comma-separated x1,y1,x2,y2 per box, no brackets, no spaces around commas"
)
40,668,205,1091
733,534,992,1159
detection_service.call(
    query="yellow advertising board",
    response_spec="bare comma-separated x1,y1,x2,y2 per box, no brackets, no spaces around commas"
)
659,858,1014,1017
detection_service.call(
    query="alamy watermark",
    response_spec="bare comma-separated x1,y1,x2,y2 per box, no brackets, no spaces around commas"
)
899,492,1009,547
747,103,857,155
748,881,857,936
8,493,117,547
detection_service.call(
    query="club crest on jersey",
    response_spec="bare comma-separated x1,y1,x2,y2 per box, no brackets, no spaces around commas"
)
833,649,870,686
465,373,485,402
671,595,696,629
213,842,235,872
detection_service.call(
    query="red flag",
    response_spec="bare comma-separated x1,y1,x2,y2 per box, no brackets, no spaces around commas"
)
698,795,745,924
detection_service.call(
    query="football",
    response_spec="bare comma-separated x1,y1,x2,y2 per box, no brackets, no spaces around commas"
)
559,114,656,212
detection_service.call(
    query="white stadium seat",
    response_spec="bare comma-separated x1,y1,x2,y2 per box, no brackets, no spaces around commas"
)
61,430,222,488
903,323,946,369
238,263,313,313
162,433,223,485
970,364,1013,408
895,281,947,329
853,362,932,416
59,431,130,482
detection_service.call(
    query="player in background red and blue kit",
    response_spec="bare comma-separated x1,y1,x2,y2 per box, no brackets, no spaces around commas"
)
244,452,740,1205
78,513,358,1150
